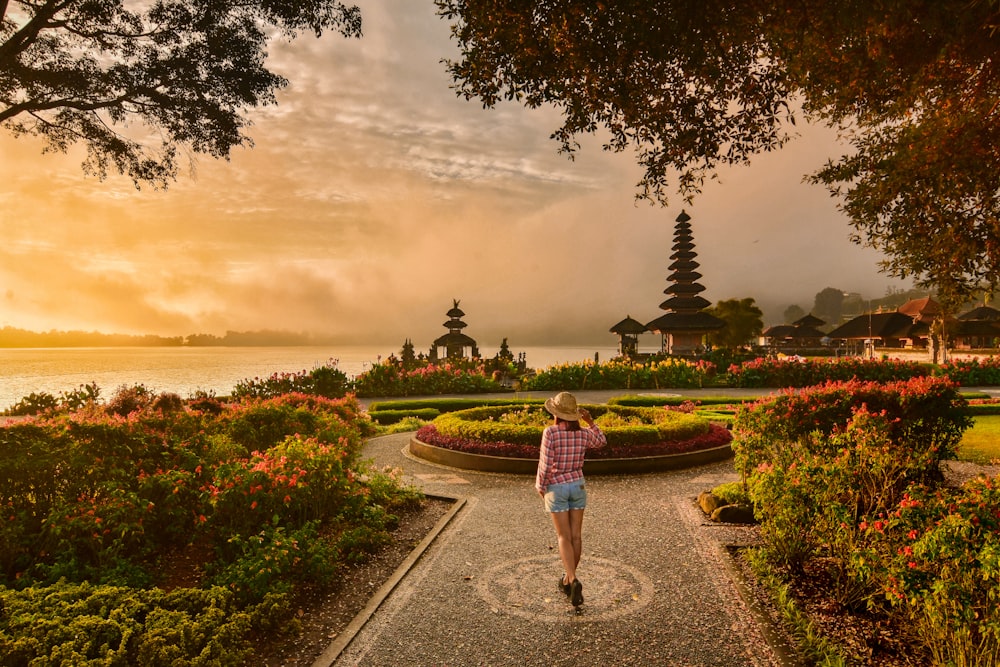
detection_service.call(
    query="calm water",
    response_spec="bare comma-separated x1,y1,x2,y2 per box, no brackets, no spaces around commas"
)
0,345,621,410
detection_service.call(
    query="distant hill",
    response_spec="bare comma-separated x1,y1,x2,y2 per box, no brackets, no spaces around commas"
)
0,327,334,348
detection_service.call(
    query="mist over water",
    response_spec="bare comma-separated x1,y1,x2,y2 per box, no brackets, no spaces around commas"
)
0,345,622,410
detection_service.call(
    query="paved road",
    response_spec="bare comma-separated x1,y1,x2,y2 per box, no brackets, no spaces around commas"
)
327,391,793,667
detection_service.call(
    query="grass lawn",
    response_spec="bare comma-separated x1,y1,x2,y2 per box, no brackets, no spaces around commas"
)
958,415,1000,464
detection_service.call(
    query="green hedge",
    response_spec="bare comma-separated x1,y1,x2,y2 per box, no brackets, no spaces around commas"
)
367,408,442,425
607,395,756,407
965,402,1000,415
368,398,543,413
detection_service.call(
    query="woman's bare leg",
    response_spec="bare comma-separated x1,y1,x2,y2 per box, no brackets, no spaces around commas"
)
551,509,586,584
568,508,585,570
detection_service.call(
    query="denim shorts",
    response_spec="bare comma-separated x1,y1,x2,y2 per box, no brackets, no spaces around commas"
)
543,479,587,513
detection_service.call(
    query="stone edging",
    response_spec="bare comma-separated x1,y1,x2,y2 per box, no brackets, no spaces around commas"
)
408,437,733,474
311,493,467,667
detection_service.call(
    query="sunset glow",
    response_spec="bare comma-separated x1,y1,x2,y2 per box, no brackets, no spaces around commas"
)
0,0,908,348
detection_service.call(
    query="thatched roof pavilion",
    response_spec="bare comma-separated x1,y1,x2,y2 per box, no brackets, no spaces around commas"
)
610,315,647,357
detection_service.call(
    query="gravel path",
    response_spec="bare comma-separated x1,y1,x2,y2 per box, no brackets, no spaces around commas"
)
330,431,784,667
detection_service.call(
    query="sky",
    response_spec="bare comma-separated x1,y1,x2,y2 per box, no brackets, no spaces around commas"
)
0,0,912,349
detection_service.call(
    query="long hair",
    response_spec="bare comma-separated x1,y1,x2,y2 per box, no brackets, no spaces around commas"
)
556,417,581,431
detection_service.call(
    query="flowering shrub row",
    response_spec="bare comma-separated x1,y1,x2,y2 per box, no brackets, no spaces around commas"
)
351,360,504,397
939,355,1000,386
725,357,932,388
0,394,422,662
734,377,998,664
416,404,730,459
523,358,716,391
232,360,350,400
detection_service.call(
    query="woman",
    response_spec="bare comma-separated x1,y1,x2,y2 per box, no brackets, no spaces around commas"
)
535,391,607,607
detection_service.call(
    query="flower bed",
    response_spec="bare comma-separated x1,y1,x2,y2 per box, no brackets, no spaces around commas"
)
414,404,732,460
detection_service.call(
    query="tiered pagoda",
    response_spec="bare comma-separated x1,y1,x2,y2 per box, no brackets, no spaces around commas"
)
645,211,725,355
430,299,479,360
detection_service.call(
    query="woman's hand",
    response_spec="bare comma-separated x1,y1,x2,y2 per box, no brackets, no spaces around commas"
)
579,408,594,426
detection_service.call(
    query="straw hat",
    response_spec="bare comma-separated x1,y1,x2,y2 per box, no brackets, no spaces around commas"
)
545,391,581,421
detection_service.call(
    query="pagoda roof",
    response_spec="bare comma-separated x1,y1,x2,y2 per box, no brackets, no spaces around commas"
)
610,316,648,335
675,210,691,223
433,332,477,346
668,270,702,282
664,282,707,296
668,259,700,272
658,295,712,311
670,250,697,261
446,298,465,318
646,311,725,332
443,320,468,329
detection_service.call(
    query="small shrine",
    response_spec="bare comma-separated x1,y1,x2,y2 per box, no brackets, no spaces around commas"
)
645,211,725,355
609,316,647,357
430,299,479,360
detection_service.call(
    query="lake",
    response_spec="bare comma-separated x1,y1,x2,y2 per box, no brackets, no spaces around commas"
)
0,345,625,410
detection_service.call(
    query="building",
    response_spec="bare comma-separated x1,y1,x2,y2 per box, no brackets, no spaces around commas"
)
430,299,479,360
644,211,725,355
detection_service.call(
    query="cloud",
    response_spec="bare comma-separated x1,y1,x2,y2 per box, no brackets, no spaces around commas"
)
0,0,910,347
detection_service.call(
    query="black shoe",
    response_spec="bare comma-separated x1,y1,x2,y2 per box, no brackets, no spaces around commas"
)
558,577,571,597
570,579,584,607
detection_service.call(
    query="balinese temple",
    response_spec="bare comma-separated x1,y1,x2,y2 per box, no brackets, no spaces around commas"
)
430,299,479,360
645,211,725,355
609,315,647,357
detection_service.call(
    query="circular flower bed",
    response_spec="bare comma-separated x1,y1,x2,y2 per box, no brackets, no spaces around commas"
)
414,404,732,460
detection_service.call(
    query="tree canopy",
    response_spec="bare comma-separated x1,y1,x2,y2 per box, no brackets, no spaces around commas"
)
0,0,361,188
437,0,1000,307
704,298,764,350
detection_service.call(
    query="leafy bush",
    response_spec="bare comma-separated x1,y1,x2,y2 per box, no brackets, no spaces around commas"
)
875,478,1000,666
106,384,155,417
231,359,349,400
725,357,932,388
733,376,970,478
0,390,426,662
711,481,751,507
352,359,504,397
0,582,286,666
941,356,1000,386
5,391,59,416
734,375,999,666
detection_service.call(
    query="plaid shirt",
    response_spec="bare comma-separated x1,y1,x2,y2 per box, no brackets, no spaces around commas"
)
535,422,607,493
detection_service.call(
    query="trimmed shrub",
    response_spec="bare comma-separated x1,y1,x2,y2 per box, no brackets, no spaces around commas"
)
367,408,441,425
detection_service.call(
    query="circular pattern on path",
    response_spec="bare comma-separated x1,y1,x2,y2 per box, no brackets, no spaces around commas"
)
475,555,655,622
